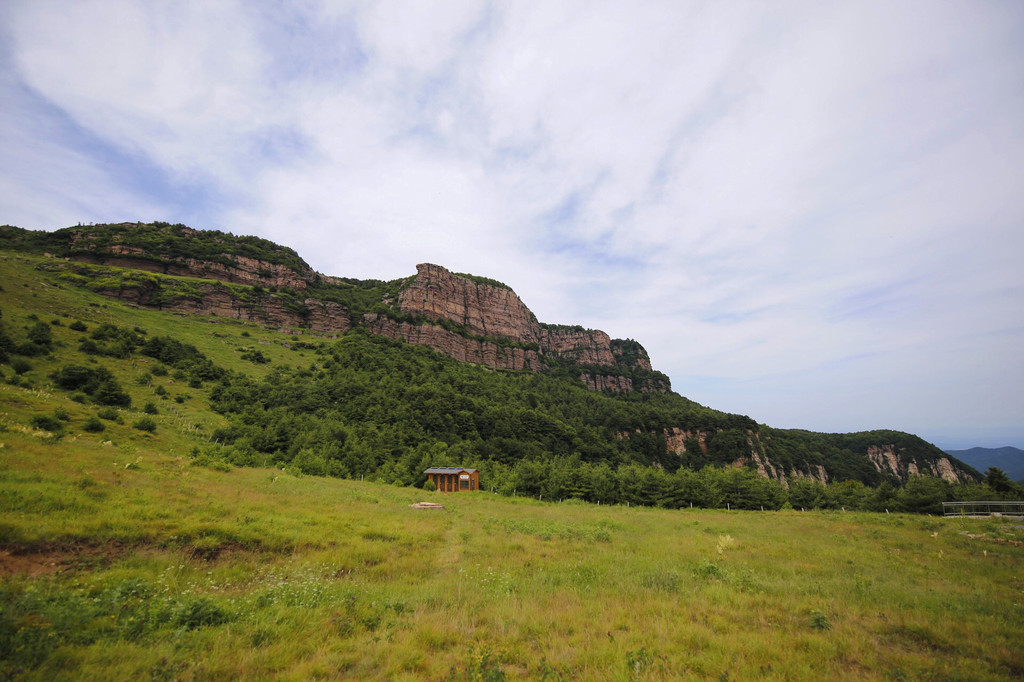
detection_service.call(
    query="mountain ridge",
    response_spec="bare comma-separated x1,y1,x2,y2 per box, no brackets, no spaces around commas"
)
944,446,1024,481
0,221,980,489
1,222,669,393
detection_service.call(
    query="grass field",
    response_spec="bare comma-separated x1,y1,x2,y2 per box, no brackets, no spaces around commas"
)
2,252,1023,680
2,413,1023,680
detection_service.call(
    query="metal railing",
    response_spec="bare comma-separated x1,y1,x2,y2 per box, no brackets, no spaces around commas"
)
942,501,1024,517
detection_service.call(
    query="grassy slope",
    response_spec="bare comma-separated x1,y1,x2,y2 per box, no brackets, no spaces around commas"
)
2,425,1023,680
2,252,1023,680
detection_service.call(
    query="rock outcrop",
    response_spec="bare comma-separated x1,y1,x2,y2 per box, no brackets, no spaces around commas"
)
542,328,616,366
398,263,539,344
48,227,668,392
362,314,541,371
71,250,312,291
867,444,966,483
647,428,973,486
579,374,636,392
392,263,666,391
98,281,352,334
398,264,623,368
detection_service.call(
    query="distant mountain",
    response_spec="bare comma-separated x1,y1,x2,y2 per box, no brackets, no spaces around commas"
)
943,447,1024,481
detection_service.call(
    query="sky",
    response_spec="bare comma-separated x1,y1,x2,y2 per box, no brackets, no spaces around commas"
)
1,1,1022,450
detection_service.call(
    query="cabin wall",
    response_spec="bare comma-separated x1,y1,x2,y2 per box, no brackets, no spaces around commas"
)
428,471,479,492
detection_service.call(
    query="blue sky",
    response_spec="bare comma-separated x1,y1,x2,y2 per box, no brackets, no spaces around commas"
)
2,0,1023,450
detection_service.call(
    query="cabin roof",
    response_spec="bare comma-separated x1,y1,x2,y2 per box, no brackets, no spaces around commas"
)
424,467,478,474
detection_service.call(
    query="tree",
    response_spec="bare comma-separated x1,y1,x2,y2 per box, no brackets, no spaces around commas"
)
788,478,825,510
984,467,1019,497
94,378,132,407
898,476,950,515
825,480,871,510
27,320,53,347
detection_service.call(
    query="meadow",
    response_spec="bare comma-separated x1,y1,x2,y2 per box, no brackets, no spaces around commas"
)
2,413,1023,680
2,252,1023,679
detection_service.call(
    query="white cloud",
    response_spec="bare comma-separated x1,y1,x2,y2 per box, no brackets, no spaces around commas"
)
6,0,274,187
1,0,1022,444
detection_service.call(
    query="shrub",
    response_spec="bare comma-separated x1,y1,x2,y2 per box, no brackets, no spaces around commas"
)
97,407,120,421
133,417,157,433
26,321,53,347
94,379,131,408
83,416,106,433
54,408,71,422
68,320,88,332
143,402,159,415
50,364,113,393
809,610,832,631
29,415,63,433
15,341,49,357
11,358,31,375
241,349,269,364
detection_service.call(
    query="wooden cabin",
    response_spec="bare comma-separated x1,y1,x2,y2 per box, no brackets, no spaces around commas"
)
424,467,479,493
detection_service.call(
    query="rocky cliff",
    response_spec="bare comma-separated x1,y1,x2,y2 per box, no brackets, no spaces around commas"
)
645,427,975,486
866,444,965,484
99,279,353,334
17,223,667,392
64,223,317,290
398,263,539,344
395,264,670,392
362,314,541,371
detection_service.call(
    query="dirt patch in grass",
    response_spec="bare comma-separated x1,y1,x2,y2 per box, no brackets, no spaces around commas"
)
959,531,1024,548
0,541,128,577
182,540,252,562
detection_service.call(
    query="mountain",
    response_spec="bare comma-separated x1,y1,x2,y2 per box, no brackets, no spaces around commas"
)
943,447,1024,481
0,222,980,496
0,222,669,393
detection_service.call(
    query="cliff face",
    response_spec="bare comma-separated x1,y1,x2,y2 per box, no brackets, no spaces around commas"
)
99,281,352,334
362,314,541,371
655,428,974,485
398,264,621,368
867,444,966,484
71,248,313,291
542,327,616,365
394,263,666,391
398,263,540,344
636,427,975,487
43,226,667,392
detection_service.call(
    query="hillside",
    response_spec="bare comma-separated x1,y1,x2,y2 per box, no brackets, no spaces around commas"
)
0,222,983,497
0,223,668,392
5,221,1024,679
945,447,1024,482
